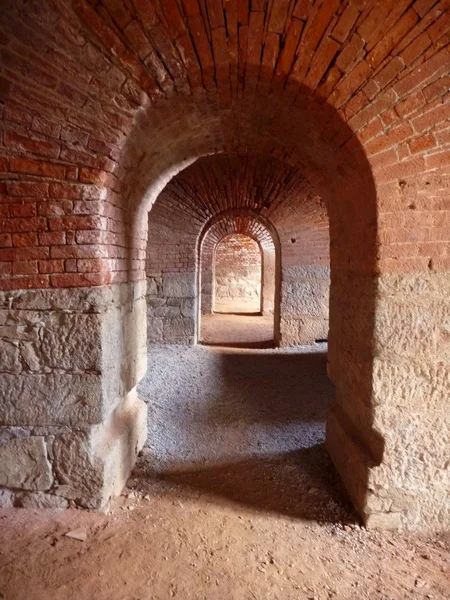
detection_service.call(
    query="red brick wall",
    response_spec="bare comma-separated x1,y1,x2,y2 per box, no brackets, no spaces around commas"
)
0,0,449,294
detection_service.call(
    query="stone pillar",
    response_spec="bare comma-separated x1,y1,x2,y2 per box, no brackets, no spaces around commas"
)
147,273,197,345
0,282,148,509
279,265,330,346
200,245,214,315
326,271,450,530
261,247,276,316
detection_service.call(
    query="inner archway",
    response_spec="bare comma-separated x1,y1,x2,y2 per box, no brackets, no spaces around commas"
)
140,156,334,496
197,207,281,348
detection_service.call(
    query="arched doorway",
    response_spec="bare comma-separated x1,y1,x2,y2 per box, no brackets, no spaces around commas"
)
197,208,281,348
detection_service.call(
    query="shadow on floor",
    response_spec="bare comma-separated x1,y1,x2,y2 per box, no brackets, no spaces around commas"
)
198,350,332,426
140,445,357,525
137,344,353,524
200,339,275,349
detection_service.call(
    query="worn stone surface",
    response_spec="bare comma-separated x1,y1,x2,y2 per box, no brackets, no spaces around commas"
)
16,492,69,509
97,390,147,504
0,488,15,508
163,317,196,344
53,432,104,508
327,271,450,531
162,273,196,299
280,266,330,346
147,273,196,345
52,391,147,509
0,427,30,444
0,437,53,491
0,311,101,373
0,282,148,507
0,283,145,313
281,317,329,346
0,282,147,427
101,293,147,407
0,373,103,426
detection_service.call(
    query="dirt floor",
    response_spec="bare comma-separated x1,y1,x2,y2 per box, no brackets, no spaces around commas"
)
0,330,449,600
200,313,274,347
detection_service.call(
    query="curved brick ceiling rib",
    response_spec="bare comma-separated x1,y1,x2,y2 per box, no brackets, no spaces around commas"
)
1,0,448,176
201,212,276,251
154,153,326,239
162,153,319,216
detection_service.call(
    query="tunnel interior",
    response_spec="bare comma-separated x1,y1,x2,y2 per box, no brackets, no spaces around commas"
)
0,0,449,540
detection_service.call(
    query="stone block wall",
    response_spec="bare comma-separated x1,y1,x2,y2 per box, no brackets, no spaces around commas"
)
280,265,330,345
327,271,450,530
147,273,197,345
214,233,262,313
0,283,147,508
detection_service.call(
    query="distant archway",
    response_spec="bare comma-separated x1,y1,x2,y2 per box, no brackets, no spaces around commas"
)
197,209,281,346
213,234,263,315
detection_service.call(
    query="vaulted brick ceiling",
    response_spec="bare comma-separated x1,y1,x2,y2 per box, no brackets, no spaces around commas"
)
2,0,448,174
201,212,276,250
149,153,328,269
160,153,321,217
0,0,449,288
151,153,326,245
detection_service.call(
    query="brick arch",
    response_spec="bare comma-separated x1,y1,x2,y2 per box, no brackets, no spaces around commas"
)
125,92,375,278
0,0,448,529
197,209,281,343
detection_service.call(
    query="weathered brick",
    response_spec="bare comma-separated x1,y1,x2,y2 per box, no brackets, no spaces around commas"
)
0,275,50,290
268,0,291,34
7,182,49,197
0,233,12,247
4,132,60,158
0,217,47,233
331,4,359,43
38,259,65,274
10,158,66,179
12,260,39,275
10,203,37,218
409,132,437,153
50,272,111,287
11,233,39,247
31,116,61,139
275,18,303,78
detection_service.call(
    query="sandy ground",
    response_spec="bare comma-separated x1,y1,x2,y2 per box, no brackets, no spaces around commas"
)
0,332,449,600
213,299,262,314
200,313,274,347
